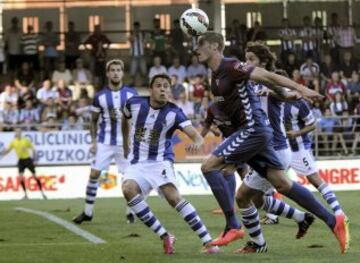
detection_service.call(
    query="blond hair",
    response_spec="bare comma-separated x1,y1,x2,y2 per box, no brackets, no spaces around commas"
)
106,59,124,72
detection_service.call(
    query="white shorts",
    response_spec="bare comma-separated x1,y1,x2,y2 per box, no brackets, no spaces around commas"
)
291,149,318,176
243,148,292,193
91,143,129,174
123,161,178,197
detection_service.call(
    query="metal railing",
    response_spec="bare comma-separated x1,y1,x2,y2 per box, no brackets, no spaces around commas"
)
1,115,360,160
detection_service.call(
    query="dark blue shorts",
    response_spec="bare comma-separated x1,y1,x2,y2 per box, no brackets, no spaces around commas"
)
213,126,284,178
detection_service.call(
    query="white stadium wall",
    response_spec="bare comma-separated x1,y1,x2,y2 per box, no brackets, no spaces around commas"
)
0,160,359,200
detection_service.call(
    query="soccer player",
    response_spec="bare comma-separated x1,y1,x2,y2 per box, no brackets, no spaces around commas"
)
121,74,219,254
73,59,137,224
0,128,47,199
285,98,346,217
195,32,349,253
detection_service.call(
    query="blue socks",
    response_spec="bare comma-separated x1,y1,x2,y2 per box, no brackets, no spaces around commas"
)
286,182,336,229
224,173,236,208
204,170,241,229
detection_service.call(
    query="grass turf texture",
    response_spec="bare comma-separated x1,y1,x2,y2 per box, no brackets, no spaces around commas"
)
0,191,358,263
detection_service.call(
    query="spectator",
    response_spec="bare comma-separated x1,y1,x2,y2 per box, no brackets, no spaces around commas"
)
40,98,58,122
186,54,207,80
279,18,296,63
340,51,358,82
227,19,245,59
75,97,92,124
319,107,337,155
19,100,40,129
326,71,346,101
347,71,360,98
299,16,317,60
5,17,22,73
313,17,324,61
247,21,267,43
52,60,73,85
65,21,81,69
337,21,358,61
327,13,341,64
0,102,19,130
0,85,18,110
18,86,36,109
189,75,208,112
14,62,35,90
283,52,300,78
40,116,59,132
56,80,72,108
21,25,40,70
330,92,348,116
36,80,59,107
84,24,111,87
71,58,94,100
42,21,60,77
174,90,194,118
129,21,147,86
299,56,320,84
62,114,83,131
169,19,186,64
320,54,339,83
148,56,167,79
151,18,167,64
168,56,186,84
292,69,305,86
0,36,5,74
170,75,185,101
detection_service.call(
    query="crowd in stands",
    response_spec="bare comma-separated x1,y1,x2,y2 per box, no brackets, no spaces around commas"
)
0,14,359,155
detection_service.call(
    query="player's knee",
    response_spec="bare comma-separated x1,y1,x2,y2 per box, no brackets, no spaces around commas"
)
307,173,322,188
122,180,140,200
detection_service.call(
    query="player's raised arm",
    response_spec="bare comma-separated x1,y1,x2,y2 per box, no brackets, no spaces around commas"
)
249,67,323,102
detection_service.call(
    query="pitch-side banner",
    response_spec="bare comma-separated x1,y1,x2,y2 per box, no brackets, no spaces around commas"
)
0,131,93,166
0,160,359,200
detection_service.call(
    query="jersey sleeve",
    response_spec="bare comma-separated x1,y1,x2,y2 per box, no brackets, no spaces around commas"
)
230,61,254,82
298,100,315,126
175,108,192,130
91,94,101,113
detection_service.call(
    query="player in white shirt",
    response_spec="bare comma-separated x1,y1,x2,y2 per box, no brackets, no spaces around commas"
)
73,59,138,224
121,74,219,254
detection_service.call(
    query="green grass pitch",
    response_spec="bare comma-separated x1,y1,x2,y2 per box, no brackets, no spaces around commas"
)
0,192,358,263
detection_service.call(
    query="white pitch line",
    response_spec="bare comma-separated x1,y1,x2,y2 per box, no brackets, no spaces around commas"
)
14,207,106,244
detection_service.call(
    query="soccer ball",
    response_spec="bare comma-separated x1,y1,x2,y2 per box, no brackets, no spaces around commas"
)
180,8,209,36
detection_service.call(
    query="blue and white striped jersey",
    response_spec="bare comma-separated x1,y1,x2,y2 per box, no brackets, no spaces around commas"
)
253,83,288,151
123,96,192,164
284,99,316,152
92,86,138,146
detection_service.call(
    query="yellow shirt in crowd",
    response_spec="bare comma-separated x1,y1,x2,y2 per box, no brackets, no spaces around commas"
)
8,137,34,160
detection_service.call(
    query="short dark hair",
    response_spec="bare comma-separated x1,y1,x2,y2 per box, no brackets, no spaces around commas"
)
198,31,225,52
246,42,277,71
149,74,171,88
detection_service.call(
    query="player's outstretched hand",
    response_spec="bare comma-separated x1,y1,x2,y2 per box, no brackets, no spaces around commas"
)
298,86,324,103
185,142,202,154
